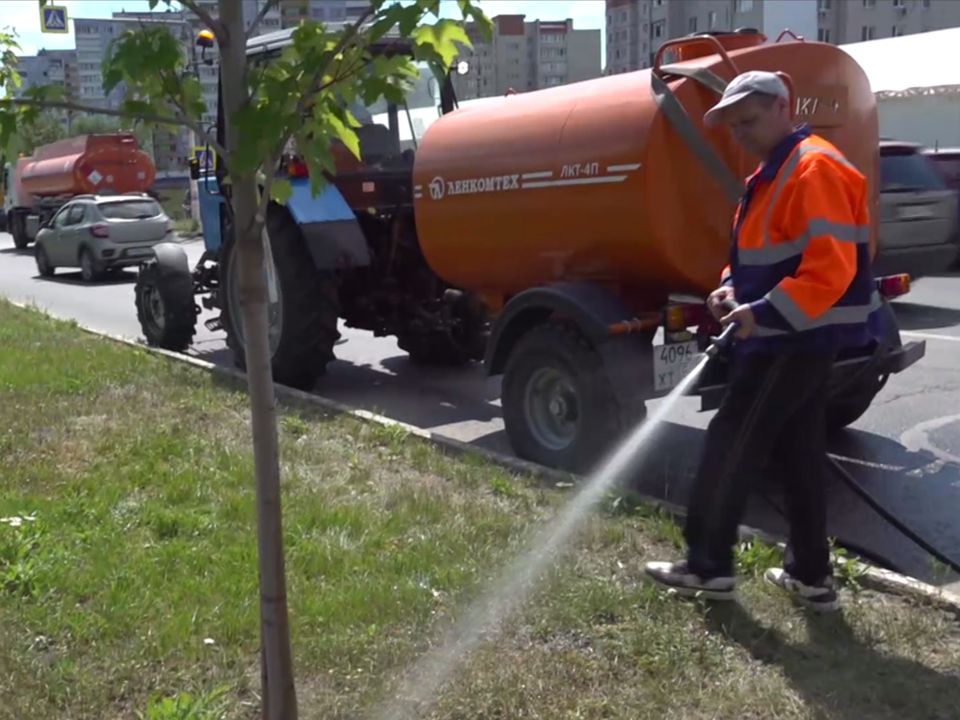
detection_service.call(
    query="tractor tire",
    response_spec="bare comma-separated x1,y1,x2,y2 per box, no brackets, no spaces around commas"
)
135,259,198,352
219,206,341,391
501,322,636,475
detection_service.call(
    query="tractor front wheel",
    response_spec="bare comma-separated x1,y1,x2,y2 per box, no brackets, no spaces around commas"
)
135,259,198,352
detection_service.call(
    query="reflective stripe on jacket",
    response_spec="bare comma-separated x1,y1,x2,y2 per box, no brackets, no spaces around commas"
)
721,124,881,355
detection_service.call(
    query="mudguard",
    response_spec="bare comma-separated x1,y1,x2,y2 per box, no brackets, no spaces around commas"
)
145,241,196,312
485,282,653,407
149,241,192,280
284,177,371,270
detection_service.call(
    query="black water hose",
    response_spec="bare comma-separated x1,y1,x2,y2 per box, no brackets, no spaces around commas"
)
827,456,960,577
757,490,906,575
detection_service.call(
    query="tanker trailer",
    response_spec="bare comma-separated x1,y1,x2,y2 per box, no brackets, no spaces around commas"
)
412,29,926,473
6,133,155,249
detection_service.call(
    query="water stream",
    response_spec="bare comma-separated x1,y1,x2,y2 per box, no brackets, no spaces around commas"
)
375,353,714,720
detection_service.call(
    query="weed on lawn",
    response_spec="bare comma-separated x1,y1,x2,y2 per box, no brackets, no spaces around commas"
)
1,300,959,720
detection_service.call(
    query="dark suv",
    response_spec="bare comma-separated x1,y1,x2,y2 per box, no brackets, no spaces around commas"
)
874,141,960,280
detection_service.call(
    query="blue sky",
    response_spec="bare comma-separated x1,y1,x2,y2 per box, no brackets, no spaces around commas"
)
10,1,607,60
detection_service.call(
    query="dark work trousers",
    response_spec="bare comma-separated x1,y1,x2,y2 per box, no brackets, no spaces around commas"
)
683,351,834,585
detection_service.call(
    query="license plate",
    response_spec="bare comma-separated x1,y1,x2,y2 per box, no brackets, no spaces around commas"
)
653,340,702,393
898,205,934,220
126,247,152,256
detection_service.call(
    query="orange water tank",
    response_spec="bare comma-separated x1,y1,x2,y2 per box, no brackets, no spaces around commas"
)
412,34,879,312
19,133,156,199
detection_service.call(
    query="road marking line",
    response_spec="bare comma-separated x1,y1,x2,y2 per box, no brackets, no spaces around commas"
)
901,330,960,343
522,175,628,189
607,163,641,172
521,171,553,180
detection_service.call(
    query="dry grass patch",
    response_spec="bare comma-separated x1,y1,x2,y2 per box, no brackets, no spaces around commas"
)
0,300,959,720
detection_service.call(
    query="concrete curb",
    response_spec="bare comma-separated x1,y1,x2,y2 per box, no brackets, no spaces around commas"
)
10,299,960,616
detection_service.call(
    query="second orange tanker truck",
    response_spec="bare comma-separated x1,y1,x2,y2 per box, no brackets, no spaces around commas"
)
4,133,155,249
135,27,925,474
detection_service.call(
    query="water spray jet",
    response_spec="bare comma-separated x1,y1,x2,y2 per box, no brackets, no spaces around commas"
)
373,305,741,720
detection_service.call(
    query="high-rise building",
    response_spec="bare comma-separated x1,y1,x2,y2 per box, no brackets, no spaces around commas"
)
12,49,78,132
606,0,960,74
452,14,602,101
71,14,196,171
279,0,371,26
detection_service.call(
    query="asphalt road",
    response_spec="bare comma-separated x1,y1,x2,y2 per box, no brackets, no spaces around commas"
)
3,232,960,593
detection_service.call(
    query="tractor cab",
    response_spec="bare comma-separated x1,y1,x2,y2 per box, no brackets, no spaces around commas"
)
189,24,455,210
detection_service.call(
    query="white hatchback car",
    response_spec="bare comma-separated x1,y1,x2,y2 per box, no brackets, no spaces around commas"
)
34,193,173,283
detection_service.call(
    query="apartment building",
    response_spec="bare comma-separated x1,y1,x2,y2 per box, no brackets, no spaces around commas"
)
452,14,602,101
12,49,79,131
279,0,371,26
606,0,960,73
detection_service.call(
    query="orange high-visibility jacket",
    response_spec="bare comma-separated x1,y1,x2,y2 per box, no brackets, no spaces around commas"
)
721,125,881,353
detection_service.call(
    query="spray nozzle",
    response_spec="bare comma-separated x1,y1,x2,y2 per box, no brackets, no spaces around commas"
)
705,298,741,358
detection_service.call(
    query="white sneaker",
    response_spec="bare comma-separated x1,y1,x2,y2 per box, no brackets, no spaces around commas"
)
764,568,840,613
644,560,737,601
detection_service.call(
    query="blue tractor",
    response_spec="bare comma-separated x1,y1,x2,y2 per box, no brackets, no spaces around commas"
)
134,27,488,391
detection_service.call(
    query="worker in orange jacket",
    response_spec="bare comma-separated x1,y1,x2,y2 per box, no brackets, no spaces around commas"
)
645,71,883,613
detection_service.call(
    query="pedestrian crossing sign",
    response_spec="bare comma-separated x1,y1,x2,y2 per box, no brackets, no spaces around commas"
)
40,5,69,34
193,146,215,171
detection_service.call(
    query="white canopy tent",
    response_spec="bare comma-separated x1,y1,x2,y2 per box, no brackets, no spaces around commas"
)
840,28,960,149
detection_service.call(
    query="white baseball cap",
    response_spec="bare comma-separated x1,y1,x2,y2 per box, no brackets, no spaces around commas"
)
703,70,790,127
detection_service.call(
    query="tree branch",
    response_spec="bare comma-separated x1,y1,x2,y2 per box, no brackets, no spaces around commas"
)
10,97,230,164
179,0,228,46
292,6,379,122
245,0,282,41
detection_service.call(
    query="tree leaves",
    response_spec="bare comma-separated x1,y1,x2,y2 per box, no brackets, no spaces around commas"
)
412,19,472,70
270,179,293,205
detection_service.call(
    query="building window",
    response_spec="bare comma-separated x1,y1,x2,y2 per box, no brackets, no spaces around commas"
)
862,0,875,7
688,17,698,33
653,21,665,38
818,28,831,43
737,0,754,11
892,26,903,37
708,11,718,29
654,0,663,6
818,0,831,8
923,0,931,7
861,25,875,41
893,0,904,6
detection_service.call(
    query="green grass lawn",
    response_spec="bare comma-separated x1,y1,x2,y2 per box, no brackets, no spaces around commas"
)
1,299,959,720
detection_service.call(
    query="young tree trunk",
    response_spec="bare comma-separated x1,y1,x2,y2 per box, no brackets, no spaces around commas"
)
218,2,298,719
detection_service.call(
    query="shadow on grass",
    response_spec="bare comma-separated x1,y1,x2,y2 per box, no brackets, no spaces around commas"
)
702,601,960,719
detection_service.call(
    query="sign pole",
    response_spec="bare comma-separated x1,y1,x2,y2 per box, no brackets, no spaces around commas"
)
190,130,201,224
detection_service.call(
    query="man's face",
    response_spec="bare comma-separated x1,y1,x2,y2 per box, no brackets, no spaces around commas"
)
721,94,790,158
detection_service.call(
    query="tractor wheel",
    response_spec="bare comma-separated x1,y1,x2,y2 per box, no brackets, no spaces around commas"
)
135,259,198,352
501,322,636,475
219,206,341,391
